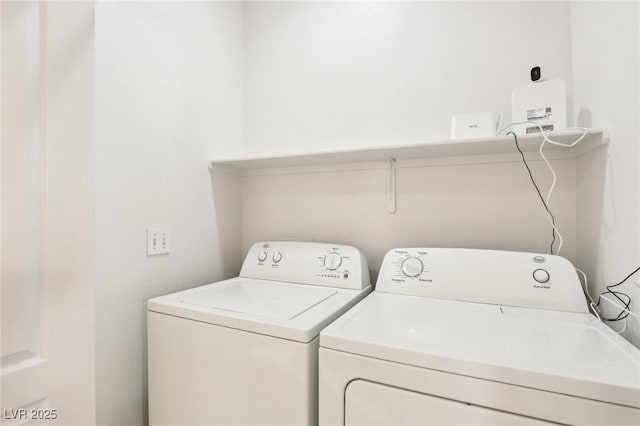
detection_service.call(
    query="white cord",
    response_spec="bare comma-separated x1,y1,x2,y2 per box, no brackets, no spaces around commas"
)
616,319,627,334
496,120,589,144
576,267,639,334
539,139,555,205
600,294,640,320
538,125,587,255
538,139,564,255
600,294,637,335
575,267,634,331
589,303,602,321
575,267,602,319
498,121,589,256
575,268,595,305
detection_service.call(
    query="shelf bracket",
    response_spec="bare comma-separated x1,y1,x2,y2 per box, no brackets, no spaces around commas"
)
386,158,397,214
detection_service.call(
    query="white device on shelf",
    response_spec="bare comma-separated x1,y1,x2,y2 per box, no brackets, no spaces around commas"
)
319,248,640,426
149,241,371,426
450,112,495,140
512,79,567,135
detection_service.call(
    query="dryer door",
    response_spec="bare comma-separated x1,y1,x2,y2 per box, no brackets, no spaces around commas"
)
344,380,555,426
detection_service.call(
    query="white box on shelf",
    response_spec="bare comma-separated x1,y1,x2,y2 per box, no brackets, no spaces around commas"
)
450,112,495,140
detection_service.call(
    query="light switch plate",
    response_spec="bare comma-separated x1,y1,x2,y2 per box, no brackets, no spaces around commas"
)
147,228,170,255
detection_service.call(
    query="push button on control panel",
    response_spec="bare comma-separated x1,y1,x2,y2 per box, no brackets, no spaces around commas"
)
533,268,550,283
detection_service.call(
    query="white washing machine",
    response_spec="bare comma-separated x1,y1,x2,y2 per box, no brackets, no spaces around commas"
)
319,248,640,425
148,241,370,426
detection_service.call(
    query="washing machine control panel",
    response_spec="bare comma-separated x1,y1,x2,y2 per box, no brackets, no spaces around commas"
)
376,248,588,313
240,241,370,290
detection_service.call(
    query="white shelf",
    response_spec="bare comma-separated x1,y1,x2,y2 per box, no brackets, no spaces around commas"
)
209,128,607,171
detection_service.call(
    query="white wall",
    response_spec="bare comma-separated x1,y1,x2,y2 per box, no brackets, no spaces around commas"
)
571,2,640,345
242,157,578,280
240,1,578,276
94,2,243,424
243,1,574,154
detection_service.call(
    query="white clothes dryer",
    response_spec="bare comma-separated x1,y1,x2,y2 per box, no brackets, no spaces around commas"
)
148,241,370,426
319,248,640,425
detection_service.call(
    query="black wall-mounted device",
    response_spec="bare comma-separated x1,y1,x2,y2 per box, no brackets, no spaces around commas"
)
531,66,541,82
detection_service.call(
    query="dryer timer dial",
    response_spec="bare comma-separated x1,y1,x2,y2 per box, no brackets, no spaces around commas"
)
401,257,424,278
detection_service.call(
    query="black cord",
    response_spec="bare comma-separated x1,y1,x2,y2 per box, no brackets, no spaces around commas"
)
607,266,640,289
508,132,557,255
596,266,639,322
599,291,631,322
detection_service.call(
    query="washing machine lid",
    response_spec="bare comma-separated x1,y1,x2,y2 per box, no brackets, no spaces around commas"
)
180,279,336,320
148,277,370,343
320,292,640,409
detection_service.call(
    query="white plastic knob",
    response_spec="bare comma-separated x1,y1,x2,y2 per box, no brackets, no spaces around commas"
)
273,252,283,263
324,253,342,270
401,257,424,278
258,251,268,262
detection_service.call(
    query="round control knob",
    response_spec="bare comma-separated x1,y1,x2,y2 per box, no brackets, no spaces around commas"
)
258,251,268,262
273,252,283,263
324,253,342,271
533,268,550,283
401,257,424,278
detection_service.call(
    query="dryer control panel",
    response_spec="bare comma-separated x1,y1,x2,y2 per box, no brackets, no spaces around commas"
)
240,241,370,290
376,248,588,313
